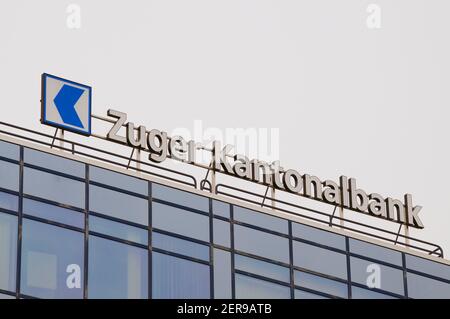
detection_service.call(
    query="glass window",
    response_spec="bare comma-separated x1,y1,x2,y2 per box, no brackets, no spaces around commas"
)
214,249,231,299
152,202,209,241
407,272,450,299
293,241,347,279
235,254,290,283
350,257,404,296
0,160,19,191
0,191,18,211
0,213,17,292
213,200,230,218
89,166,147,196
406,254,450,281
90,185,148,225
351,286,397,299
88,236,148,299
294,270,347,298
295,289,328,299
235,274,290,299
0,293,15,299
23,198,84,228
213,219,230,248
152,232,209,261
234,225,289,263
292,223,346,251
0,140,19,160
20,219,84,299
89,215,147,246
234,206,288,234
152,252,210,299
24,148,85,178
152,183,209,212
349,239,402,266
24,167,85,208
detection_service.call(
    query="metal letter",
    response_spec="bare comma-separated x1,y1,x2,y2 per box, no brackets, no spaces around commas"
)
106,109,127,144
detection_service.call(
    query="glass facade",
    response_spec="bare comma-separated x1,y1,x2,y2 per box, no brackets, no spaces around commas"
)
0,139,450,299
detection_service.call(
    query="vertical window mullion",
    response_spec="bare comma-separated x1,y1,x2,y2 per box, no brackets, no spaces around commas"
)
15,146,24,299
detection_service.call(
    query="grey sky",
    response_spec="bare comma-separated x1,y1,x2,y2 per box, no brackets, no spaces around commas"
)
1,1,449,256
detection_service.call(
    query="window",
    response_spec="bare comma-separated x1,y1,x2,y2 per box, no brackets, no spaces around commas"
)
152,202,209,241
24,148,85,178
293,241,347,279
89,215,147,246
152,252,210,299
20,219,84,299
295,289,328,299
407,272,450,299
406,254,450,281
152,183,209,212
89,185,148,225
350,257,404,296
0,293,15,299
349,239,402,266
88,236,148,299
0,140,19,160
234,225,289,263
0,191,18,211
292,222,346,251
152,232,209,261
235,274,290,299
294,270,348,298
0,160,19,191
235,254,290,283
234,206,288,234
89,166,147,195
214,249,231,299
213,200,230,218
351,286,397,299
0,213,17,292
23,167,85,208
23,198,84,228
213,218,230,248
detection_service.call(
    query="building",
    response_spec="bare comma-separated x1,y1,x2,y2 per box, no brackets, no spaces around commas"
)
0,119,449,300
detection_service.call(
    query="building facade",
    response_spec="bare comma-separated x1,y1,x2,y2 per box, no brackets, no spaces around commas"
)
0,135,450,299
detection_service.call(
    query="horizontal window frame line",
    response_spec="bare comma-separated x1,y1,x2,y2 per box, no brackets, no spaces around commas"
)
235,269,291,288
152,247,211,266
89,231,148,249
350,282,406,299
18,293,40,300
89,211,148,230
153,228,210,247
233,220,289,239
348,252,404,271
89,180,149,200
211,243,233,252
212,214,231,222
0,288,16,297
233,250,291,269
0,186,20,197
0,155,20,165
292,236,347,255
152,198,210,217
0,207,19,217
292,266,349,285
22,193,85,213
22,214,84,233
293,285,345,299
23,162,86,182
405,268,450,285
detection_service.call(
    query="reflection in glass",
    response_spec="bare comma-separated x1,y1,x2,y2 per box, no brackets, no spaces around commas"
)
153,252,210,299
234,206,288,234
0,213,17,292
214,249,231,299
294,270,347,298
88,236,148,299
349,238,402,266
24,148,85,178
295,289,328,299
212,200,230,218
406,254,450,281
20,219,84,299
235,254,290,283
235,274,290,299
407,272,450,299
213,218,230,248
23,198,84,228
90,166,147,195
351,286,397,299
0,192,18,211
152,183,209,212
0,160,19,191
0,141,19,160
152,232,209,261
90,215,147,245
292,222,345,250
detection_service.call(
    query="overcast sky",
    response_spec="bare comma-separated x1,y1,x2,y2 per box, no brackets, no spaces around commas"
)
1,1,449,256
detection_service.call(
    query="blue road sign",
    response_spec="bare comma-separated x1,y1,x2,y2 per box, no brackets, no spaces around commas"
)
41,73,92,136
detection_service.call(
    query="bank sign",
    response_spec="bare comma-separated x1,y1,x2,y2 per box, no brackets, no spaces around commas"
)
40,75,424,229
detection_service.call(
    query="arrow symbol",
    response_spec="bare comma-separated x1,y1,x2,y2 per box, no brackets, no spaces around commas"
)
53,84,84,128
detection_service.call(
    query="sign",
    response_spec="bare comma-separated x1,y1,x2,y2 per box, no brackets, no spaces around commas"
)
41,73,92,135
105,109,424,229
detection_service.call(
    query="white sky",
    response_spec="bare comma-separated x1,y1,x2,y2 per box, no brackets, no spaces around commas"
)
1,1,449,257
